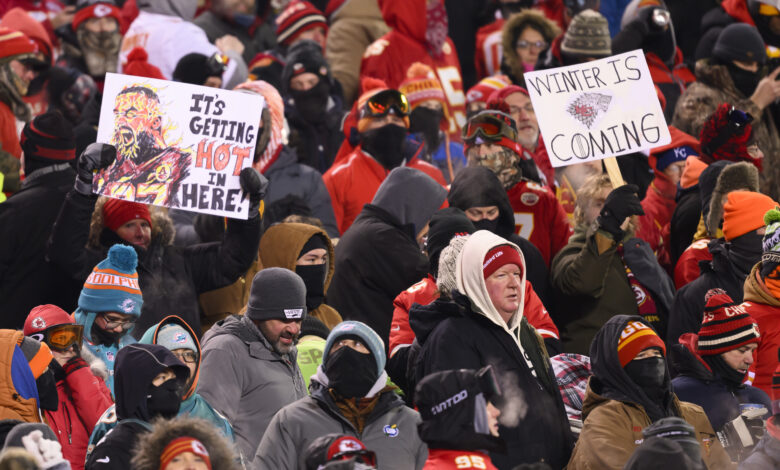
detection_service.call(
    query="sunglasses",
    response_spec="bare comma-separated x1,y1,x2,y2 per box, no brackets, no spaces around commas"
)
516,40,548,50
463,112,517,142
360,89,410,120
30,324,84,352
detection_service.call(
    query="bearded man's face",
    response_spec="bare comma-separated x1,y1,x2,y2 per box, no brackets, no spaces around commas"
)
112,91,163,163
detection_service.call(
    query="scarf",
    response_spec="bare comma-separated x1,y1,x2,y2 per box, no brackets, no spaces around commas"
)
425,0,448,60
329,386,392,433
617,245,661,330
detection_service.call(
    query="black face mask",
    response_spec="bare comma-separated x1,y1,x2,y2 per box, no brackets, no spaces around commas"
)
726,62,761,98
409,107,444,152
290,79,330,122
360,124,408,170
146,378,181,420
473,218,499,233
325,346,378,398
728,231,764,278
645,27,677,65
296,264,327,310
703,354,747,388
624,355,668,402
91,322,123,346
36,367,58,412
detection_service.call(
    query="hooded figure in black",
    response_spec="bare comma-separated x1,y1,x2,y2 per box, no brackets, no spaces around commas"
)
85,343,189,470
567,315,732,470
282,40,345,174
328,167,448,345
415,366,504,468
447,166,553,318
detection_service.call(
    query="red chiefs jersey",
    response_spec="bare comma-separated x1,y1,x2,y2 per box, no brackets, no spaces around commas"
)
674,238,713,289
323,147,446,234
389,275,560,359
743,299,780,396
424,450,498,470
360,0,466,141
507,179,573,266
474,19,504,80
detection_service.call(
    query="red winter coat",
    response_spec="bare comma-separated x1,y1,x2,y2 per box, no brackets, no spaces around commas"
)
531,136,556,190
647,49,696,117
424,449,499,470
389,275,560,358
323,147,446,234
507,179,572,266
360,0,466,140
742,265,780,397
637,172,677,267
45,357,113,470
474,19,504,80
674,238,713,289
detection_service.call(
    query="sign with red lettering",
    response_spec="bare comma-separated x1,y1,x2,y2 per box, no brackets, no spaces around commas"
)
96,73,263,219
523,50,671,167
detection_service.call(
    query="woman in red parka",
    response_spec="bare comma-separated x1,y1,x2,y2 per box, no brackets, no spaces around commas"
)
24,304,113,470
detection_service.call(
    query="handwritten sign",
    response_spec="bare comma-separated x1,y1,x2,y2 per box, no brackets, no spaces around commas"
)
96,73,264,219
523,50,670,168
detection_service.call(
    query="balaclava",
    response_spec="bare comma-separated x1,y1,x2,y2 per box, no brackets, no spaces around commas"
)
296,234,329,310
323,321,385,399
72,3,122,78
712,23,767,98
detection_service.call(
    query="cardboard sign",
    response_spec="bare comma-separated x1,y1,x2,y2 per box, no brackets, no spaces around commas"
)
523,50,671,168
96,73,264,219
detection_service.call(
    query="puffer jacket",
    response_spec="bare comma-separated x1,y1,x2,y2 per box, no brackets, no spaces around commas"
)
0,330,42,423
252,368,427,469
47,191,261,338
551,226,675,354
197,315,307,460
671,60,780,201
46,351,113,470
325,0,390,105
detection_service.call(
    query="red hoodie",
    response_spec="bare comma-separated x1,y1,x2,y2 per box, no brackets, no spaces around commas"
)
360,0,466,141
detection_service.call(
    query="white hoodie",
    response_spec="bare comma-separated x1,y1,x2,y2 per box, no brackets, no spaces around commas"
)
455,230,536,373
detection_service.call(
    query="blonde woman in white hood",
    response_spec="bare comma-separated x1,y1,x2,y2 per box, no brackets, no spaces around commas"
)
413,230,574,470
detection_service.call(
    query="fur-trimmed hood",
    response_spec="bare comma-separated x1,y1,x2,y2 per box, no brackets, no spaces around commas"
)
706,162,760,238
131,416,240,470
501,9,561,82
87,197,175,250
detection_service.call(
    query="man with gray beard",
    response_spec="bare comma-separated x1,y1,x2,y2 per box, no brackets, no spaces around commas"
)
198,267,308,460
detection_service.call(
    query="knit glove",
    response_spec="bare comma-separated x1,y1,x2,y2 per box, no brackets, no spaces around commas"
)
597,184,645,240
74,143,116,196
21,430,69,469
239,167,268,217
62,356,88,375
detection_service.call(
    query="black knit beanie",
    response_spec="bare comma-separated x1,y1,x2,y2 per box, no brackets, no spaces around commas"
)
712,23,767,65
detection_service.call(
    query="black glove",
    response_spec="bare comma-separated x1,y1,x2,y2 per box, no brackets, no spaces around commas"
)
597,184,645,239
74,142,116,195
239,167,268,217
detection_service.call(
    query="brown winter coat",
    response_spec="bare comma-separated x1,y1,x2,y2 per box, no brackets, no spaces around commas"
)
198,223,343,333
259,222,343,329
671,59,780,201
501,9,561,85
568,381,734,470
325,0,390,105
0,330,41,423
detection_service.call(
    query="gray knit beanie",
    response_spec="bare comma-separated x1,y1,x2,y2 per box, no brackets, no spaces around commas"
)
437,235,471,297
561,9,611,60
246,268,307,321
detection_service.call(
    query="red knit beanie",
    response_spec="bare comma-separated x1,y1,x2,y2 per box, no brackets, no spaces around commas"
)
486,85,529,111
123,47,165,80
102,198,152,232
697,290,759,356
159,437,211,470
0,27,37,60
398,63,446,110
466,75,510,106
617,320,666,367
72,3,123,32
275,0,327,46
482,245,524,279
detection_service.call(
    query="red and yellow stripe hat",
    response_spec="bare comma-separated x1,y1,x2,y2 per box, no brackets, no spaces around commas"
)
78,244,143,316
617,320,666,367
160,437,211,470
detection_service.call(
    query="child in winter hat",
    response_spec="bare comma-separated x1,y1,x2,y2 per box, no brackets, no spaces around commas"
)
74,244,143,394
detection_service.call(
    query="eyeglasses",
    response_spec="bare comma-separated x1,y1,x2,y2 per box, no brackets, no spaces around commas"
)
463,111,517,142
172,350,198,364
515,40,548,50
359,89,410,120
101,315,136,330
29,324,84,352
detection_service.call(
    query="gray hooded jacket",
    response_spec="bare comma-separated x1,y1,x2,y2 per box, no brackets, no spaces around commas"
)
197,315,307,459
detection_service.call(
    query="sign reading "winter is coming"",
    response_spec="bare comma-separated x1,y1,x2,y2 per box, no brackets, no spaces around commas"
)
523,50,671,167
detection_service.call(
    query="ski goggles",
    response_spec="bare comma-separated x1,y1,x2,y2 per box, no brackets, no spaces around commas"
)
29,324,84,352
359,89,410,120
463,111,518,143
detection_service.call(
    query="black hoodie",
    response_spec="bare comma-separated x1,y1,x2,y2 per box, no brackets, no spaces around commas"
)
85,344,189,470
590,315,676,423
447,167,553,315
